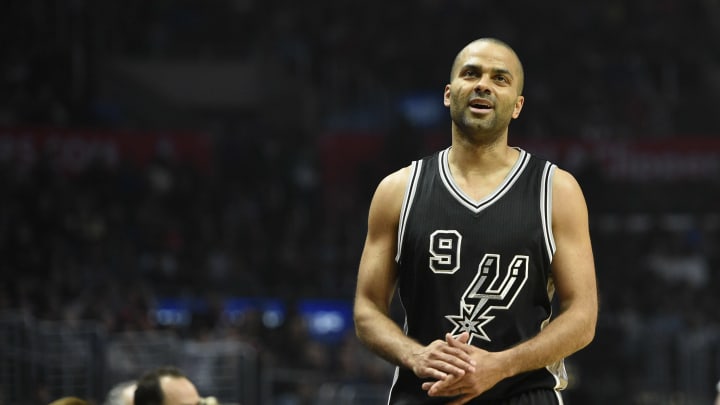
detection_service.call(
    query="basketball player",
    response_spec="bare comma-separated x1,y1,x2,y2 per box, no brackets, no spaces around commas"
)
353,38,598,404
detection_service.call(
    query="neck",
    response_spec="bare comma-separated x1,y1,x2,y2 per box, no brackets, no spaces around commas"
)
449,129,514,171
446,138,520,202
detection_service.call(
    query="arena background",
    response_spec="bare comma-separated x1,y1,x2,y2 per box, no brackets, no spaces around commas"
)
1,1,719,404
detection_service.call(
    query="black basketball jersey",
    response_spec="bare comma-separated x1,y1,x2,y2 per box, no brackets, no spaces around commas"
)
389,147,566,404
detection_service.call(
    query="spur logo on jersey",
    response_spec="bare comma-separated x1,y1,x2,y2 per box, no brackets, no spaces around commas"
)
444,253,529,343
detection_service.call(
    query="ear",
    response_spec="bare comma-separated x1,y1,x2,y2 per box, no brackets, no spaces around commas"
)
443,84,451,107
512,95,525,119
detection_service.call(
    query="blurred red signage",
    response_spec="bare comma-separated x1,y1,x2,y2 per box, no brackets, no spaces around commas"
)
0,127,212,173
515,137,720,181
320,131,720,183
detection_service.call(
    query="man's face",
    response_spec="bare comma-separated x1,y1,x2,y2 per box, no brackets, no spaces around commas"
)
444,41,525,142
160,376,201,405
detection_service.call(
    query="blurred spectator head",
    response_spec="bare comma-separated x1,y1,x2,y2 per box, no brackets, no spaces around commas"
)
49,397,89,405
134,366,200,405
104,380,137,405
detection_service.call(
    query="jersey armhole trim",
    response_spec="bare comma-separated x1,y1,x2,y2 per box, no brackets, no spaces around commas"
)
541,162,557,261
396,160,422,263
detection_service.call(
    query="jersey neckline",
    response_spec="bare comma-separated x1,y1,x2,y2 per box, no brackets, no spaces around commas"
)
438,147,530,214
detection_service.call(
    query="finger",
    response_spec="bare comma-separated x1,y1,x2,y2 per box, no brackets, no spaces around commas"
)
442,353,475,373
422,375,462,392
427,348,475,375
427,376,465,396
427,381,449,396
419,367,449,381
437,357,474,375
431,362,466,379
429,384,473,404
453,331,471,344
446,333,470,353
443,334,476,368
423,338,474,375
422,380,455,392
446,332,471,348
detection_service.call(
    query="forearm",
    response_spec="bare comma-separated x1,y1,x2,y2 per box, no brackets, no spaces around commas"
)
499,304,595,377
354,298,422,369
494,169,598,376
423,310,594,401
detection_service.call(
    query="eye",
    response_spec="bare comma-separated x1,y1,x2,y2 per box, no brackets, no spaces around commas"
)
494,75,507,82
462,69,478,78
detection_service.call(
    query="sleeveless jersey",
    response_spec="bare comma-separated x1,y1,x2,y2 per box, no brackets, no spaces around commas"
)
389,147,565,404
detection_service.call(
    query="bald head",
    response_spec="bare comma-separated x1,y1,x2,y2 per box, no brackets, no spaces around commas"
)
450,38,525,95
104,381,136,405
134,366,200,405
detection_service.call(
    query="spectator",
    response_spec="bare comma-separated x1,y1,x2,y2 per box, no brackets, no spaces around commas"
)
134,366,201,405
104,380,136,405
48,398,88,405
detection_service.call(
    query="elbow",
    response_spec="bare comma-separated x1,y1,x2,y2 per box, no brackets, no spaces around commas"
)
569,296,598,350
353,305,371,342
353,298,387,348
565,303,597,351
353,315,363,340
354,324,369,347
580,313,597,349
581,326,595,350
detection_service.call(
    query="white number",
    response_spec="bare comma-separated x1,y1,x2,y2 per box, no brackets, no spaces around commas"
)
429,230,461,274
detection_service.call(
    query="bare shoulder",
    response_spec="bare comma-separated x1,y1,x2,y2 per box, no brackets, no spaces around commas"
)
365,165,414,233
552,168,587,210
552,167,583,194
550,167,590,234
372,165,413,208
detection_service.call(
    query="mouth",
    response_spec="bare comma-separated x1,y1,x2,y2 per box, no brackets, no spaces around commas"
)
469,98,493,111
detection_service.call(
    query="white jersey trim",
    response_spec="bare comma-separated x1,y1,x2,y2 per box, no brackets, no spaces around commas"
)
542,312,569,393
396,160,423,263
439,147,530,214
540,162,557,261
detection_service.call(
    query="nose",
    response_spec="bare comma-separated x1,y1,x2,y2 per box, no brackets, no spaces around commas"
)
474,75,492,94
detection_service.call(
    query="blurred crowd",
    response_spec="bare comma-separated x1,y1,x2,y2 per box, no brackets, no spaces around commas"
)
2,0,720,136
3,134,719,403
2,0,720,403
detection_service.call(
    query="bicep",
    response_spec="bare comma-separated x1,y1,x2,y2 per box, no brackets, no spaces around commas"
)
550,170,597,315
355,169,408,313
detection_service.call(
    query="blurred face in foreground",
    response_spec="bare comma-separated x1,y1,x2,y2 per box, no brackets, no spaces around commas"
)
160,376,201,405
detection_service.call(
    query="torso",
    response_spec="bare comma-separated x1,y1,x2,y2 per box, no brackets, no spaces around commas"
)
389,147,566,403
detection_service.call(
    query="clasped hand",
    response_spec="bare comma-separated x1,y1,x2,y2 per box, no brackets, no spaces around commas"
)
414,332,508,405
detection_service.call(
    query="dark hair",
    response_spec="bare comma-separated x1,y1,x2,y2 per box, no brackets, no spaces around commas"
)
134,366,187,405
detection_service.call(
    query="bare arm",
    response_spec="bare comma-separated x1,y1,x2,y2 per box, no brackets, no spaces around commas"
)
353,167,476,381
497,168,597,372
424,168,598,403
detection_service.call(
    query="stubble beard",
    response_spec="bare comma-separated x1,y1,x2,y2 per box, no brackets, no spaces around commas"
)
450,106,508,146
